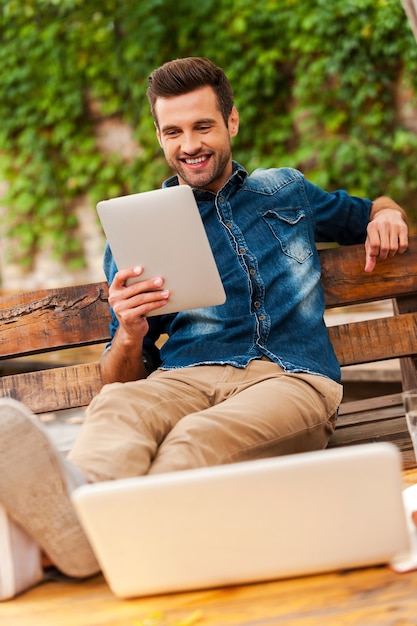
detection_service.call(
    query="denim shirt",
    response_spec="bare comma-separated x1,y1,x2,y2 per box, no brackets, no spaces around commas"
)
103,162,372,383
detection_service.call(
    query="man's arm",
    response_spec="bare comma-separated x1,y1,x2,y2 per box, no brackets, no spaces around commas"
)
364,196,409,273
99,266,169,384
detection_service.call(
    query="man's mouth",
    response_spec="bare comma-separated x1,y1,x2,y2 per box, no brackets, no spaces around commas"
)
182,155,210,165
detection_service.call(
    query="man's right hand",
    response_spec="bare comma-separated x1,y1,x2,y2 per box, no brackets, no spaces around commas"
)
108,266,170,340
99,267,169,384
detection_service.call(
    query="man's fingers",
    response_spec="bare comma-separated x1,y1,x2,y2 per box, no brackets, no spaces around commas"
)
364,254,377,273
364,221,409,272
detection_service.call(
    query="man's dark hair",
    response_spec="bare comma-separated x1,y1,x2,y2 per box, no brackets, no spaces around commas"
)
147,57,234,127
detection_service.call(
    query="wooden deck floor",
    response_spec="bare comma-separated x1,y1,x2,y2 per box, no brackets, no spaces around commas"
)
4,565,417,626
2,469,417,626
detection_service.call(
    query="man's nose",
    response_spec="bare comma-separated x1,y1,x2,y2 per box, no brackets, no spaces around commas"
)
181,133,201,155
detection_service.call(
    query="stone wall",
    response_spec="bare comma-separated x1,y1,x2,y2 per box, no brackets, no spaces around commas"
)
0,193,106,291
0,117,139,292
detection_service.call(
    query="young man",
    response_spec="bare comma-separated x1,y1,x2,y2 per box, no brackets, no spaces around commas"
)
0,57,409,599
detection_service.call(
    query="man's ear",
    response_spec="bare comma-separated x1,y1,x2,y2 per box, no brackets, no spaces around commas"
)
228,106,239,138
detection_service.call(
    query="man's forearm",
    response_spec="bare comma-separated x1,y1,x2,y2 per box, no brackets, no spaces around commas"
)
99,331,148,384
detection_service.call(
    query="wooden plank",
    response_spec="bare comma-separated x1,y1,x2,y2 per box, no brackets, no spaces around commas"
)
339,392,404,415
0,362,103,413
337,407,405,428
337,404,405,426
394,296,417,391
329,419,416,469
320,235,417,307
329,392,416,468
332,415,408,441
0,282,111,358
328,312,417,366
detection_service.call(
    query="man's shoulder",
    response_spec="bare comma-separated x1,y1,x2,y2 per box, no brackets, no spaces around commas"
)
242,167,304,193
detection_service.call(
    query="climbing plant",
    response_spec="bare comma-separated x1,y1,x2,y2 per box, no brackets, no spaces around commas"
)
0,0,417,267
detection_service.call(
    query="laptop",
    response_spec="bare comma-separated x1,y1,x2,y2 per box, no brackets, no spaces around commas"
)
71,443,412,599
96,185,226,316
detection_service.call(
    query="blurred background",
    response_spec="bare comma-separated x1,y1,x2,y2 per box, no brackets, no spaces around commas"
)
1,0,417,291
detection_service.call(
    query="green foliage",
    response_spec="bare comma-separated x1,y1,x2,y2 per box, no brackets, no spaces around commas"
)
1,0,417,266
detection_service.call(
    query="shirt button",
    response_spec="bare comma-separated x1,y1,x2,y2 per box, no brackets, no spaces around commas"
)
258,315,266,321
254,301,261,308
218,196,224,202
238,247,246,255
250,269,256,275
226,222,232,228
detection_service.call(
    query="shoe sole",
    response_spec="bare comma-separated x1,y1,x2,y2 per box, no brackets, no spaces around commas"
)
0,398,99,578
0,503,43,601
0,505,15,600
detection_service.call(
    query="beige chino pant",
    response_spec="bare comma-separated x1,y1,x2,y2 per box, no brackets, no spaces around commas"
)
68,359,342,483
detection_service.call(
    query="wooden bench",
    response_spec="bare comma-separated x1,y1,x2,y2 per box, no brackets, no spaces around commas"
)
1,236,417,468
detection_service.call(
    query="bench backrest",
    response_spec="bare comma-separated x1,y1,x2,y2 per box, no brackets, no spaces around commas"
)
1,236,417,414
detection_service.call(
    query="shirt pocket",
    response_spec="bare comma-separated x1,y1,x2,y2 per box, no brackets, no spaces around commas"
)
262,208,312,263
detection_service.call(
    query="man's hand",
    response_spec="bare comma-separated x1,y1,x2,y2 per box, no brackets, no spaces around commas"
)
108,266,170,341
364,197,408,273
99,267,169,385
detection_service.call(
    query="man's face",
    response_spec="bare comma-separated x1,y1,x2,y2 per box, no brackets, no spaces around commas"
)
155,86,239,193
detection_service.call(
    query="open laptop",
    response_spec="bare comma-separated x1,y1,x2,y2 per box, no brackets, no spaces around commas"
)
96,185,226,316
71,443,412,599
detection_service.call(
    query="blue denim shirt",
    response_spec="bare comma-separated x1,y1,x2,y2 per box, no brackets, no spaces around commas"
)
103,162,372,383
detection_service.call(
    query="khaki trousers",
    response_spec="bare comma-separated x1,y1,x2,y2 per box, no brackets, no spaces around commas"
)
68,359,342,482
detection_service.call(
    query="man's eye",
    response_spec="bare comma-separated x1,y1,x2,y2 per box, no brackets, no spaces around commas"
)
197,125,211,131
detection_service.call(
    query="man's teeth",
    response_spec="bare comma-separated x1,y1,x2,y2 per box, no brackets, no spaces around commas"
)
185,156,207,164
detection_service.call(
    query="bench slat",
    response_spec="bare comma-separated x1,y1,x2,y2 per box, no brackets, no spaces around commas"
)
320,237,417,307
338,394,404,425
328,313,417,366
338,392,403,415
0,282,111,359
0,362,103,413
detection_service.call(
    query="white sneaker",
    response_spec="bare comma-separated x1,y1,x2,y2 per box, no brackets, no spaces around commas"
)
0,397,99,595
0,504,43,601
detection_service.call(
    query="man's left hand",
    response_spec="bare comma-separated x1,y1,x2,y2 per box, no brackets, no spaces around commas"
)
364,197,408,272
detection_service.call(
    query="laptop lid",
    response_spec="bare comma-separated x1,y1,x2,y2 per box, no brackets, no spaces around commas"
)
96,185,226,317
71,443,410,599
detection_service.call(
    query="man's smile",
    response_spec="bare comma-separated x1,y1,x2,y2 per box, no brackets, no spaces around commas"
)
182,155,211,166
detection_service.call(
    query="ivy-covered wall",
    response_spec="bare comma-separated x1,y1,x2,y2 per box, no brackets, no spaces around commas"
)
1,0,417,272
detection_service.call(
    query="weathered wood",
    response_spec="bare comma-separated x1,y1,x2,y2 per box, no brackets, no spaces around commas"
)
338,392,404,417
0,362,103,413
328,312,417,366
319,237,417,307
394,295,417,391
0,282,111,358
328,392,417,469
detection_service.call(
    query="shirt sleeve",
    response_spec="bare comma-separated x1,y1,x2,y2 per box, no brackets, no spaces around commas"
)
302,177,372,245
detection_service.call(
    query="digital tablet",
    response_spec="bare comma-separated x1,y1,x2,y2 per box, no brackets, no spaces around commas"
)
96,185,226,316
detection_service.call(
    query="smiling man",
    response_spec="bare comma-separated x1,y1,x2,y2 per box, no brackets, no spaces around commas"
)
0,57,409,599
